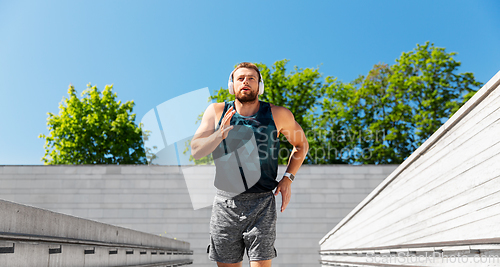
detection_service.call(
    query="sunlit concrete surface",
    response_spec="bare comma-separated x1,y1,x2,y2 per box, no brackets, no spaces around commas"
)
319,71,500,266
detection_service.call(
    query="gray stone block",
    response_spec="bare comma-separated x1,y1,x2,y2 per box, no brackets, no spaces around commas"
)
103,166,120,174
0,180,17,189
43,179,64,189
341,188,368,194
76,167,93,174
383,164,399,173
304,174,329,180
17,166,33,174
310,167,327,174
294,193,311,203
366,166,384,174
325,180,341,188
295,166,311,174
165,179,188,189
341,179,356,188
305,179,328,189
338,166,355,174
354,179,370,188
370,174,391,180
340,193,367,203
351,166,373,174
32,166,47,174
135,180,151,188
2,166,18,174
87,179,106,188
325,194,340,203
148,166,181,174
88,208,104,218
368,179,384,187
149,180,166,189
311,194,326,203
61,179,88,189
342,174,366,179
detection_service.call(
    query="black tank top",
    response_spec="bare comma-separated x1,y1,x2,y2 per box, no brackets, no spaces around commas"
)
213,101,280,193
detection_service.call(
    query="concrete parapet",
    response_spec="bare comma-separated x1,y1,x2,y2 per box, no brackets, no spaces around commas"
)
0,199,192,267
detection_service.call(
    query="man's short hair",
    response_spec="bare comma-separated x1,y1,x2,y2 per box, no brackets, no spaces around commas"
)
232,62,261,82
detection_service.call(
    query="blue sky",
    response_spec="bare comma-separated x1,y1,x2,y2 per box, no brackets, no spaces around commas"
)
1,0,499,165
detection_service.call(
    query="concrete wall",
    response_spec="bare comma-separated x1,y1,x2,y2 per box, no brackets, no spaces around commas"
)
0,164,397,267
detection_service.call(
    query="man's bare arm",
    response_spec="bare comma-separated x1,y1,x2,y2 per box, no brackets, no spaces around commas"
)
191,104,235,160
278,107,309,175
272,106,309,212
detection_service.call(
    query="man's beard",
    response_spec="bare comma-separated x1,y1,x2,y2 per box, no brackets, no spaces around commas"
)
235,89,258,103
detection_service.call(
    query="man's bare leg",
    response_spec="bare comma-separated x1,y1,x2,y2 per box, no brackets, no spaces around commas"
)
217,262,242,267
250,259,272,267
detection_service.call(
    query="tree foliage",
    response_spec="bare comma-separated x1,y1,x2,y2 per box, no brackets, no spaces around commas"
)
341,42,483,163
38,83,148,164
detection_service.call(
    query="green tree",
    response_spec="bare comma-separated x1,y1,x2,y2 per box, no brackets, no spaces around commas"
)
312,77,360,164
38,83,148,164
340,42,482,164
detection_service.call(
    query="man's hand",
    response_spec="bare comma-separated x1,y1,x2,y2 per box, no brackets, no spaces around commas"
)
217,106,235,140
191,104,235,160
274,177,292,212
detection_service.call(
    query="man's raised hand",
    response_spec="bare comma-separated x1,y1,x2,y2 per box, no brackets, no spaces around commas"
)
218,106,235,140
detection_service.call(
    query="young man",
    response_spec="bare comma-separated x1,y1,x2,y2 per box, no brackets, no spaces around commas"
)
191,62,308,267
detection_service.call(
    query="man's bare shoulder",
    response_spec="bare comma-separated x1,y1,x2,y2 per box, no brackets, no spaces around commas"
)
204,102,225,116
270,104,296,133
202,102,228,126
211,102,226,110
270,104,294,121
195,102,227,136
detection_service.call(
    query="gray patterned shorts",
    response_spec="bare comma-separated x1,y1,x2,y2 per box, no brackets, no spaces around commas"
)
208,189,278,263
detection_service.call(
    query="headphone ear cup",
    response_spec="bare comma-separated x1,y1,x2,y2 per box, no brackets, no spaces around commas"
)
228,81,234,94
228,70,235,95
258,72,264,95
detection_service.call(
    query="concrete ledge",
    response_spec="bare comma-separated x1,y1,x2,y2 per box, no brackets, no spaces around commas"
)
0,199,189,251
0,240,193,267
0,199,192,266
